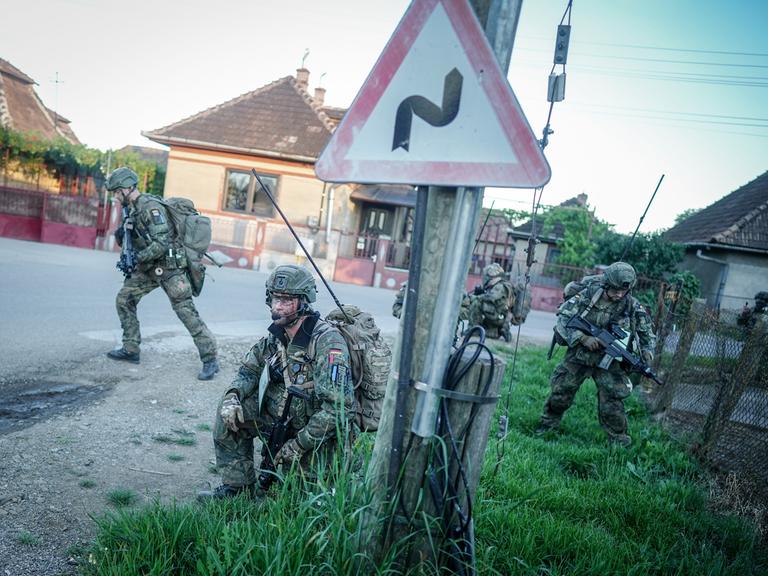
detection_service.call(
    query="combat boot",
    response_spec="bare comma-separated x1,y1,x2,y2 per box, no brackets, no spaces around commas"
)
197,483,255,501
198,359,220,381
501,326,513,343
106,348,140,364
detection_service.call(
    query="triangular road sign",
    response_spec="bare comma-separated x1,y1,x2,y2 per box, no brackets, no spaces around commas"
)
315,0,551,189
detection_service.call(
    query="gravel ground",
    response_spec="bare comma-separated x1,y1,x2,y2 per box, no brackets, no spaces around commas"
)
0,338,249,576
0,329,538,576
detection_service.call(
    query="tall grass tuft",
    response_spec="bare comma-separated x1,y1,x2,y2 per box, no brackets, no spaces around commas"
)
85,346,767,575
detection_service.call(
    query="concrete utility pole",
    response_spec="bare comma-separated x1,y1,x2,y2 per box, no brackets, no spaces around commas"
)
365,0,524,570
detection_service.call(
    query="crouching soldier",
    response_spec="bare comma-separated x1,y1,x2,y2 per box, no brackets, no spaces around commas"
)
469,263,515,341
198,265,356,499
535,262,656,447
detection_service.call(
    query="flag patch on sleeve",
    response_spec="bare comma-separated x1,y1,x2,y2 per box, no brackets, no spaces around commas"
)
329,348,343,365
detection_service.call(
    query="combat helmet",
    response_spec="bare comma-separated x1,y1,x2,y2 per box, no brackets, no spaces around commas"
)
483,263,505,285
755,291,768,303
265,264,317,305
106,167,139,191
603,261,636,291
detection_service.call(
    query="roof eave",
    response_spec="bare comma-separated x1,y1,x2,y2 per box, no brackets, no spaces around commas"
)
507,229,560,243
142,132,318,164
682,241,768,256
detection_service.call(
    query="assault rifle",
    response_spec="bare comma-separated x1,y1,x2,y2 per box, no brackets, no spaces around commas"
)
116,206,137,278
257,385,310,491
566,315,664,386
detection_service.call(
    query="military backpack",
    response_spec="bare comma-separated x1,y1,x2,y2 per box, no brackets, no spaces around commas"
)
157,197,212,296
324,305,392,432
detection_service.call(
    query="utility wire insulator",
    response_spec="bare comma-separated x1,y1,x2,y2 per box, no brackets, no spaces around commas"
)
547,72,566,103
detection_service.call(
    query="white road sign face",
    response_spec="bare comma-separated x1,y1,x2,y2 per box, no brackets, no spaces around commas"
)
315,0,551,189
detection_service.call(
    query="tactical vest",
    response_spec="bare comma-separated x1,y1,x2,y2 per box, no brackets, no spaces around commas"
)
260,314,333,431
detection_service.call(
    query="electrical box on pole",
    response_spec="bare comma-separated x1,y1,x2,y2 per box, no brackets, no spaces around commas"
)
553,24,571,64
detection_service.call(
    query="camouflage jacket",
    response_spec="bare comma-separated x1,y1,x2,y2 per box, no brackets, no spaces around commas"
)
476,278,514,312
555,284,656,366
228,312,355,452
126,194,183,270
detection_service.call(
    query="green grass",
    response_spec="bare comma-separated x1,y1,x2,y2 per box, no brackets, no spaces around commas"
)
107,489,137,508
153,430,197,447
167,453,185,462
79,479,97,489
16,531,40,546
85,346,766,575
195,422,212,432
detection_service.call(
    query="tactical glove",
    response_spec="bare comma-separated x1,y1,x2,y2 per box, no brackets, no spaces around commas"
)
114,227,124,247
220,392,244,432
473,285,484,295
274,438,304,467
580,335,602,351
641,350,653,365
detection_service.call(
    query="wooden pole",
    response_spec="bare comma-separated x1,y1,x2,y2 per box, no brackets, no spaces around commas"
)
364,1,523,570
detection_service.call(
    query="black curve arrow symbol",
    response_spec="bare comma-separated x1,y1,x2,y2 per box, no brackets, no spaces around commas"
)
392,68,463,152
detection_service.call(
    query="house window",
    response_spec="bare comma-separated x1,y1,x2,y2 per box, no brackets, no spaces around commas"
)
223,169,278,217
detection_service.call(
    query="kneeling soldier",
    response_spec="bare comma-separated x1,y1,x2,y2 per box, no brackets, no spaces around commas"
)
199,265,356,499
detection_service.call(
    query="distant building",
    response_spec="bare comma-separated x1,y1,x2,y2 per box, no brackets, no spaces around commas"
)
0,58,79,144
665,171,768,309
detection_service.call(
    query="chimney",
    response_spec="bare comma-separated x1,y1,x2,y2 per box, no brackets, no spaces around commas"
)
313,86,326,107
295,67,309,90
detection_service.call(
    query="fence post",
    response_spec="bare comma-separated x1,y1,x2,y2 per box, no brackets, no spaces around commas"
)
696,319,768,458
653,298,706,415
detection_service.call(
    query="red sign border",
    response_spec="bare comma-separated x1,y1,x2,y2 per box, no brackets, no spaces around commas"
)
315,0,551,188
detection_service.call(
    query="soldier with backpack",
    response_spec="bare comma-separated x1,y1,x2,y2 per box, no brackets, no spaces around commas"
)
534,262,655,446
469,263,515,341
105,167,219,381
199,265,363,500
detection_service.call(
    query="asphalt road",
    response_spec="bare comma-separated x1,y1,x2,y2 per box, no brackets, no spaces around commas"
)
0,236,555,389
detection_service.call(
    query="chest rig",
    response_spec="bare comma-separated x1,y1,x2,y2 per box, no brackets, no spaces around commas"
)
259,314,324,421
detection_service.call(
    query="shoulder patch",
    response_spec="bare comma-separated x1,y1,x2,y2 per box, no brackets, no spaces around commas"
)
150,208,166,225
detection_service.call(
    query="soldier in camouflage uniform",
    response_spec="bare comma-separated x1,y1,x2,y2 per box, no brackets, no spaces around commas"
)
469,263,515,341
105,167,219,380
392,282,407,318
199,265,356,499
535,262,656,446
392,281,471,331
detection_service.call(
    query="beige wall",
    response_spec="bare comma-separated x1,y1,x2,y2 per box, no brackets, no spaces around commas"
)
164,155,224,211
165,146,323,221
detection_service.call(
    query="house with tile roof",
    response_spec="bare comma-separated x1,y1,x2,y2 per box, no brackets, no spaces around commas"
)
664,171,768,309
143,68,418,285
0,58,79,145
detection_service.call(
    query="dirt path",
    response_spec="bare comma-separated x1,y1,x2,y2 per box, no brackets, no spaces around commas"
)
0,339,249,576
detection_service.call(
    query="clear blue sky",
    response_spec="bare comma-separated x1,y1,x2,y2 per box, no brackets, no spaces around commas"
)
2,0,766,233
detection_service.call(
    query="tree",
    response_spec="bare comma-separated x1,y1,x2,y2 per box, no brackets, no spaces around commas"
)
593,230,684,279
541,204,611,268
0,126,165,196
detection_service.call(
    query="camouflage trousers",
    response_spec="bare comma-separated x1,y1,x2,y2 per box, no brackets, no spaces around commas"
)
115,268,217,362
212,391,352,488
538,358,633,441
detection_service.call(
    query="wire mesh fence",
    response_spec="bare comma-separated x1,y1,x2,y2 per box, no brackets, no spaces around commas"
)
647,297,768,506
